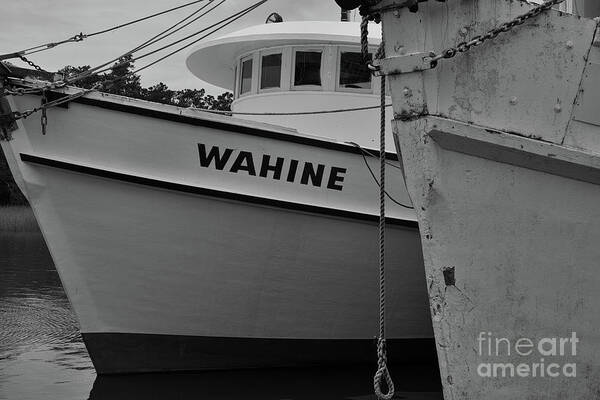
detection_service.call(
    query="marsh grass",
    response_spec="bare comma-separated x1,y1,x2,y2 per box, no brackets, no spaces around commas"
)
0,206,40,232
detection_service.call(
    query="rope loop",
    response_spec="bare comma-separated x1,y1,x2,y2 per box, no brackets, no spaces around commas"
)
374,338,395,400
360,14,384,74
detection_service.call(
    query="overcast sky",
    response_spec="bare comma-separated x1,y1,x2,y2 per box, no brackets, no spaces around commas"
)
0,0,346,94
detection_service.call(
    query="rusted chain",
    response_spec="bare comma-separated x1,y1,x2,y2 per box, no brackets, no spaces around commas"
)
426,0,566,67
18,56,48,73
358,0,565,70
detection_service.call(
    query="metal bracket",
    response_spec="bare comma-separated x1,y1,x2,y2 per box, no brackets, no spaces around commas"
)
374,52,434,76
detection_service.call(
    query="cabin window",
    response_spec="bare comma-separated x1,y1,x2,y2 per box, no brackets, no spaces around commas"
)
293,50,322,87
240,57,253,95
339,51,371,90
260,53,282,90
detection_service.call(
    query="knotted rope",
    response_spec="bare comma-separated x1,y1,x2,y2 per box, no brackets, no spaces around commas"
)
374,55,395,400
360,10,395,400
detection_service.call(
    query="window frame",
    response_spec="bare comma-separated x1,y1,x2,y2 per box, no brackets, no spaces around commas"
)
291,46,325,91
335,46,373,94
233,63,239,99
238,54,256,97
258,48,284,93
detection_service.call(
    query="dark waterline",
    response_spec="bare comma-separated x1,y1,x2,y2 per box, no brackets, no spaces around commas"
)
0,221,442,400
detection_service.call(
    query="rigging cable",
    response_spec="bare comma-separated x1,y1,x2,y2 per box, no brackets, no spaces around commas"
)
122,0,268,77
67,0,226,85
346,141,414,210
7,0,269,117
13,0,258,93
10,0,226,94
199,104,392,116
0,0,210,60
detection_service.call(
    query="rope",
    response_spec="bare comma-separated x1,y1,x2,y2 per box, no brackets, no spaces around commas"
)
347,141,414,210
373,72,394,400
201,104,391,116
360,13,394,400
0,0,209,59
360,17,370,66
360,15,379,72
347,142,404,171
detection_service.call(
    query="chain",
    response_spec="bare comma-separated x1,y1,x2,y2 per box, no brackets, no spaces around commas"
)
18,55,48,73
427,0,566,67
41,90,48,135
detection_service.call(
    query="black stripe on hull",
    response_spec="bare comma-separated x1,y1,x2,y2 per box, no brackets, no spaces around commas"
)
20,153,418,228
82,333,437,375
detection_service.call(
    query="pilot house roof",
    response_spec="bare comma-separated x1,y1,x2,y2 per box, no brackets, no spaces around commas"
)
186,21,382,90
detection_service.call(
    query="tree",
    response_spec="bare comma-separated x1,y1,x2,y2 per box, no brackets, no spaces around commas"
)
58,56,232,111
173,88,207,108
141,82,173,105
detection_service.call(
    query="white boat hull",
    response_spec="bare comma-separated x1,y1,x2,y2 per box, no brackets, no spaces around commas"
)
394,117,600,399
0,89,433,373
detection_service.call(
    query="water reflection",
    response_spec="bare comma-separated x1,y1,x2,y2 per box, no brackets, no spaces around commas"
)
91,366,442,400
0,221,441,400
0,232,82,354
0,231,95,400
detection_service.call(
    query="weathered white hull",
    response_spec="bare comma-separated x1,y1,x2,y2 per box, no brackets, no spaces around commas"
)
1,88,433,373
394,117,600,399
375,0,600,397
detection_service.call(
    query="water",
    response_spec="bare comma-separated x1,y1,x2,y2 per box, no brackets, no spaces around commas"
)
0,222,442,400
